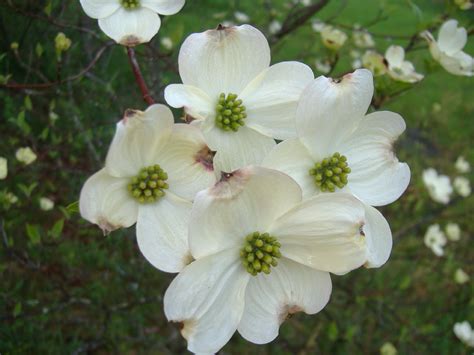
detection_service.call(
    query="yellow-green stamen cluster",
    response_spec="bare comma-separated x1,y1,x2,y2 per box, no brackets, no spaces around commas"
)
121,0,140,9
215,93,247,132
309,152,351,192
240,232,281,276
128,165,168,203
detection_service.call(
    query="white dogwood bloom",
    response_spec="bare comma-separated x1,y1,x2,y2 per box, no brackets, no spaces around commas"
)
422,168,452,204
362,50,388,76
455,156,471,173
165,24,314,172
424,224,447,257
39,197,55,211
385,45,424,83
164,167,392,353
454,176,471,197
79,104,216,273
320,25,347,50
421,19,474,76
455,268,470,284
380,342,398,355
454,321,474,347
445,222,461,241
264,69,410,206
79,0,185,46
0,157,7,179
16,147,37,165
454,0,473,10
353,29,375,48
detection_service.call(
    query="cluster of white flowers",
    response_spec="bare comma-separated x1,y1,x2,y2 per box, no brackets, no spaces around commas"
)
454,321,474,347
77,19,411,352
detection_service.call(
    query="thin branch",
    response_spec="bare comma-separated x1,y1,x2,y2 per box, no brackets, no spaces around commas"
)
127,46,155,106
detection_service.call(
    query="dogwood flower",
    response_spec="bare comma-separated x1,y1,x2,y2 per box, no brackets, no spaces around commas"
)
320,25,347,50
164,166,392,353
16,147,37,165
362,50,388,76
424,224,447,257
455,268,470,284
454,0,473,10
165,24,314,172
79,0,185,46
380,342,398,355
268,20,282,35
421,19,474,76
315,59,331,74
385,45,424,83
234,11,250,23
454,321,474,347
39,197,54,211
353,29,375,48
445,222,461,241
454,176,471,197
264,69,410,207
79,104,216,272
455,156,470,173
0,157,7,179
422,168,452,204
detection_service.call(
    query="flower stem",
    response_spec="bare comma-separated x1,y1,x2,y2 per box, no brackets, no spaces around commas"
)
127,47,155,106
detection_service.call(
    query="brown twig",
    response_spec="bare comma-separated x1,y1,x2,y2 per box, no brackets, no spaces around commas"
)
127,47,155,106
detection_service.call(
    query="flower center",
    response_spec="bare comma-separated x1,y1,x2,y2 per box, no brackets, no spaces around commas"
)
309,152,351,192
121,0,140,9
128,165,168,204
240,232,281,276
215,93,247,132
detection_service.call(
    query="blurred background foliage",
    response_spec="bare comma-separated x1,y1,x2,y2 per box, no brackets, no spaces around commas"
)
0,0,473,353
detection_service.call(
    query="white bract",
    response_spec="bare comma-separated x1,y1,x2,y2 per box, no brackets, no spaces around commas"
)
362,50,388,76
445,222,461,241
315,59,331,74
234,11,250,22
421,19,474,76
353,30,375,48
455,156,471,173
79,0,185,46
455,268,470,284
16,147,37,165
424,224,447,257
454,321,474,347
454,176,471,197
79,104,216,273
165,24,314,172
320,25,347,50
0,157,7,179
164,167,392,353
268,20,282,35
422,168,452,204
264,70,409,198
380,342,398,355
454,0,473,10
385,45,424,83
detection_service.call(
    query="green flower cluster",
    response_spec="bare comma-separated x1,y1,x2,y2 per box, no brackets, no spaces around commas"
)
240,232,281,276
309,152,351,192
215,93,247,132
128,165,168,203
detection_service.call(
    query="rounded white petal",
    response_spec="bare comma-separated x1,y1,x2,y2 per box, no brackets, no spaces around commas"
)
238,259,331,344
105,104,173,177
362,205,392,268
340,111,410,206
164,249,250,354
157,124,217,201
262,138,318,200
98,7,161,46
178,24,271,97
239,61,314,140
438,19,467,55
189,166,302,259
385,45,405,68
269,193,367,274
438,50,474,76
141,0,185,15
164,84,214,121
204,126,276,173
0,157,7,179
79,0,120,19
79,169,138,233
297,69,374,157
136,192,192,273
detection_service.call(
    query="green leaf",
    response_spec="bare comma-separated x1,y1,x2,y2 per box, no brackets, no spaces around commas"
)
66,201,79,214
26,224,41,245
35,43,44,58
327,321,339,341
44,1,52,16
13,302,22,317
50,219,64,239
17,182,38,198
24,96,32,111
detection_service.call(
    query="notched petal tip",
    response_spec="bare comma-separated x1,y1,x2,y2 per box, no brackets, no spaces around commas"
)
122,108,141,124
208,167,252,198
120,35,142,47
97,217,122,236
279,305,304,323
194,145,215,172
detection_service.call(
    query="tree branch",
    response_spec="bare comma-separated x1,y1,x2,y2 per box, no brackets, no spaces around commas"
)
127,47,155,106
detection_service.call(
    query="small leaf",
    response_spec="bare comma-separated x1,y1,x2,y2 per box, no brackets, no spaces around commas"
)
26,224,41,245
24,96,32,111
13,302,22,317
66,201,79,214
50,219,64,239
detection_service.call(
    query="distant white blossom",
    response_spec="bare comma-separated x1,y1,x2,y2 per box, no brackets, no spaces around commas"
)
315,59,331,74
234,11,250,22
455,268,470,284
362,50,387,76
454,0,473,10
421,19,473,76
454,176,471,197
424,224,447,257
380,342,398,355
269,20,282,35
455,156,470,173
16,147,37,165
39,197,55,211
353,30,375,48
445,222,461,241
0,157,7,179
160,37,173,50
422,168,452,204
385,45,424,83
5,192,18,204
311,19,325,32
453,321,474,347
320,25,347,50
